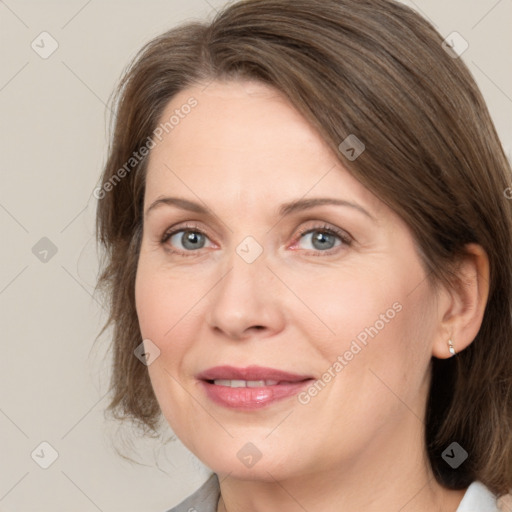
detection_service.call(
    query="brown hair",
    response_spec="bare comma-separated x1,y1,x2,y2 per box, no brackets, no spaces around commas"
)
95,0,512,496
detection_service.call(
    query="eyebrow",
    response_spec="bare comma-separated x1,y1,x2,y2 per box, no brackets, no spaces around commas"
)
145,196,375,220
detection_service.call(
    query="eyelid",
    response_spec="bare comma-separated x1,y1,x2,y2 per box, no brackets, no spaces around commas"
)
294,223,353,244
160,221,214,249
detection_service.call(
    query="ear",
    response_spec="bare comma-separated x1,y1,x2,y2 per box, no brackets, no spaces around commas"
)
431,243,490,359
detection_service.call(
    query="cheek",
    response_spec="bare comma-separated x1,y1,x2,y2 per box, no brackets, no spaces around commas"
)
135,269,168,345
134,260,203,429
134,257,215,412
135,258,204,345
296,259,435,404
288,264,404,356
329,281,435,420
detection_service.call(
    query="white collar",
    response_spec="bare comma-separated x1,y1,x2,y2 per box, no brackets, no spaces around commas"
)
456,481,499,511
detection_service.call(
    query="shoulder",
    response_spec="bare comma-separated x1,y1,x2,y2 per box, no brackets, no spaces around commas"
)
164,473,220,512
456,481,511,512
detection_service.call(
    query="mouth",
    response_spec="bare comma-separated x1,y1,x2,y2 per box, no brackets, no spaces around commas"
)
208,379,282,387
197,365,315,409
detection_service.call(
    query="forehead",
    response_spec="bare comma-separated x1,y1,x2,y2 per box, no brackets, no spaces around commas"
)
144,79,382,216
150,80,331,165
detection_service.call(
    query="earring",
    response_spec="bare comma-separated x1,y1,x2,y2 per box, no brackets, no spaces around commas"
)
448,339,456,356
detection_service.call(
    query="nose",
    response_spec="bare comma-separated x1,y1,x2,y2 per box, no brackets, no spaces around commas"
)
206,245,285,341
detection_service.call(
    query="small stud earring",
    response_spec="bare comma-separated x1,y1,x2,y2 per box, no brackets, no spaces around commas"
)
448,339,456,356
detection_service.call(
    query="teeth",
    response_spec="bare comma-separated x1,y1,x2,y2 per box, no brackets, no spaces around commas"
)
213,379,279,387
247,380,270,388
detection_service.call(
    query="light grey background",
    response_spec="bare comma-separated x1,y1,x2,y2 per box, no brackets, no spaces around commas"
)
1,1,511,511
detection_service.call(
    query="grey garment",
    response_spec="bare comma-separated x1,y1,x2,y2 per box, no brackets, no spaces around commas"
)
165,473,220,512
165,476,499,512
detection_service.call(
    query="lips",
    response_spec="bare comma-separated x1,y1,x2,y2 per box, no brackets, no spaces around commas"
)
197,365,314,409
197,365,313,383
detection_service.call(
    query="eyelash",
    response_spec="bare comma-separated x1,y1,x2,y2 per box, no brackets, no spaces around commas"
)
160,222,353,257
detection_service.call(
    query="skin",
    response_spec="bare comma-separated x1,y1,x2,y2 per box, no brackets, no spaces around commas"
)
135,80,490,512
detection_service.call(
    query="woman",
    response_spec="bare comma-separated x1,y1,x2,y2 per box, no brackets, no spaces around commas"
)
95,0,512,510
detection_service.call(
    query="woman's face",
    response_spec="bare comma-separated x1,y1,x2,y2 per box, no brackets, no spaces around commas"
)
135,79,440,481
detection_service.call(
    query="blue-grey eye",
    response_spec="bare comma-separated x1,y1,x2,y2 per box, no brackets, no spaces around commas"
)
299,230,342,251
169,230,210,251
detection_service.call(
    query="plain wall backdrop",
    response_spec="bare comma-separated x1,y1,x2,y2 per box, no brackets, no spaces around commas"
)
1,1,511,511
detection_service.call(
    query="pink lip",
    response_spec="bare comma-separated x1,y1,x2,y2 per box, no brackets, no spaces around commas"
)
197,365,314,410
197,365,312,382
